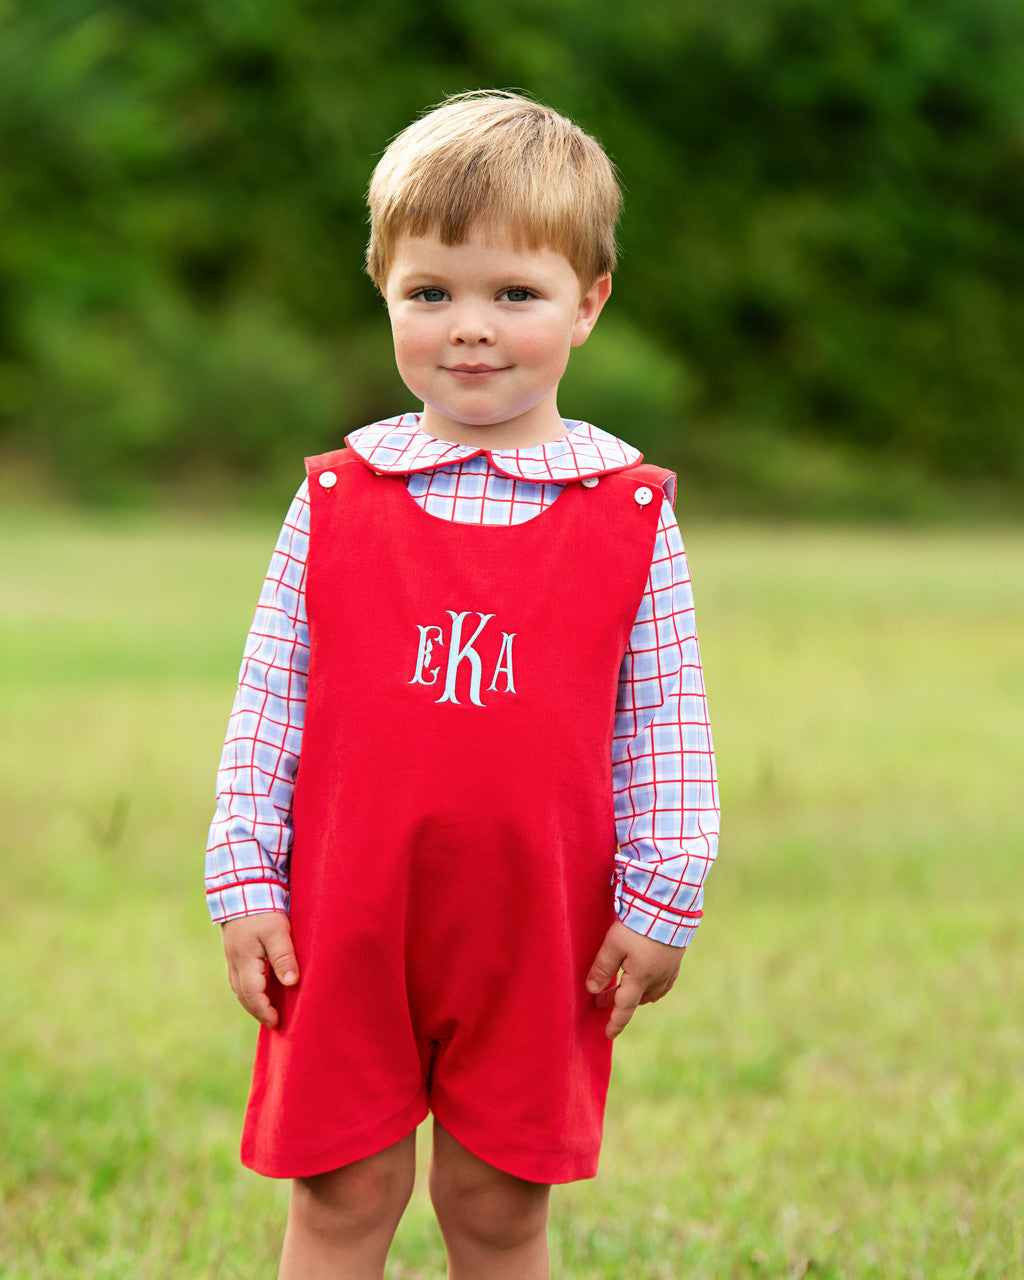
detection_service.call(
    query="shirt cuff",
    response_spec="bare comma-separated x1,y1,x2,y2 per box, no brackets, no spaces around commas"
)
613,877,702,948
206,878,290,924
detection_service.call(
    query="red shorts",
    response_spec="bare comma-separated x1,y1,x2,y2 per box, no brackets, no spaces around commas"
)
240,810,617,1184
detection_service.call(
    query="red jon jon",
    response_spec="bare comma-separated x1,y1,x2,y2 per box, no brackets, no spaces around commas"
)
206,90,719,1279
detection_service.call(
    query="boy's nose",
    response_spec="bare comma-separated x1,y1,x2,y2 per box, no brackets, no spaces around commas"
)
448,305,495,346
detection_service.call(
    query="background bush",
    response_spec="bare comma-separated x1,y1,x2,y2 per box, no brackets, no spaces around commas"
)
1,0,1022,511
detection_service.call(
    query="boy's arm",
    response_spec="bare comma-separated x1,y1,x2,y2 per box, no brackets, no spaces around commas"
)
590,495,719,1036
204,482,310,925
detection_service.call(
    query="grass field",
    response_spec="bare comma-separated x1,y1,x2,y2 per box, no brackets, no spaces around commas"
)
2,510,1022,1279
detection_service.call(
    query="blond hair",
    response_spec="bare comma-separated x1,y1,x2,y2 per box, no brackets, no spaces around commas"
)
366,91,622,289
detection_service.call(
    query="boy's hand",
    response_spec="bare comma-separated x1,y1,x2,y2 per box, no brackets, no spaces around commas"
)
221,911,299,1028
586,919,684,1039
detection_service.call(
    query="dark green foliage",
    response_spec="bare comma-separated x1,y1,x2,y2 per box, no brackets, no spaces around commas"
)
1,0,1022,508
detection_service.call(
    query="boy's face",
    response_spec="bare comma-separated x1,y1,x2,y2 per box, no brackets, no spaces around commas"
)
383,224,611,449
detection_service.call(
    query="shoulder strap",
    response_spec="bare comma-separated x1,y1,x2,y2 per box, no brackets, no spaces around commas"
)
304,445,356,479
614,461,678,510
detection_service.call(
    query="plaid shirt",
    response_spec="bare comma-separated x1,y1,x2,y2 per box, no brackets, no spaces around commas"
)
206,416,719,947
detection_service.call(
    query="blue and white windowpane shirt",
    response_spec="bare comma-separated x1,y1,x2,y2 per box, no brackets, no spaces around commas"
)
206,415,719,947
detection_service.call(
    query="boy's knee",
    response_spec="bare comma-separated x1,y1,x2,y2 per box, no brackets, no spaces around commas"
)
430,1162,549,1252
292,1151,415,1241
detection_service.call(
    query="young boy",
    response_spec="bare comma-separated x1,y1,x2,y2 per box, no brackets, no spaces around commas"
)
206,91,719,1280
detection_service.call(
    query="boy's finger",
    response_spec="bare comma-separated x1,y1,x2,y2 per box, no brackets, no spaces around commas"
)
585,938,626,994
242,991,280,1028
605,974,644,1038
237,962,267,1006
264,932,300,986
237,966,280,1028
639,978,674,1005
593,984,619,1009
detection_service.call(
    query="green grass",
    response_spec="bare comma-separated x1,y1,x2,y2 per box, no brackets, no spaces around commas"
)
2,511,1022,1279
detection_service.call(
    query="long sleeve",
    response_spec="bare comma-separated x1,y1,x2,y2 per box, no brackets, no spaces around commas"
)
204,482,311,922
611,497,719,947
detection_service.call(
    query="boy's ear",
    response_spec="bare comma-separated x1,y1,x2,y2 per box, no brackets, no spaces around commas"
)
571,274,612,348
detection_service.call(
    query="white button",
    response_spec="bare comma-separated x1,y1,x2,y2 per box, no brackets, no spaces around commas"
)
581,476,599,489
318,471,337,489
634,485,653,506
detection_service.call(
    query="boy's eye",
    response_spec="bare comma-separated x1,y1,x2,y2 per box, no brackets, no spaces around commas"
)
500,287,534,303
414,287,449,303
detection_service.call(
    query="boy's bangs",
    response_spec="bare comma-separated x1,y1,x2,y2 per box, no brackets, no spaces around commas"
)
367,92,621,288
383,169,593,281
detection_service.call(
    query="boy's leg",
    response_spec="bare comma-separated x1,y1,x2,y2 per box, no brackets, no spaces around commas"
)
278,1131,417,1280
429,1120,551,1280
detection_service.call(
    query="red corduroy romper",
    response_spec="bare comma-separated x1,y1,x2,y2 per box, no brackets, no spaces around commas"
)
240,445,671,1183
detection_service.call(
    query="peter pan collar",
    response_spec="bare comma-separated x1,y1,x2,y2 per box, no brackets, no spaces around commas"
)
345,413,642,483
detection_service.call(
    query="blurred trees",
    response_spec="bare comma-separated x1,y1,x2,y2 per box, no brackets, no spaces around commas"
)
1,0,1022,510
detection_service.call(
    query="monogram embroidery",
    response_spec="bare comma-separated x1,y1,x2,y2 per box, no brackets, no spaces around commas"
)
410,611,517,707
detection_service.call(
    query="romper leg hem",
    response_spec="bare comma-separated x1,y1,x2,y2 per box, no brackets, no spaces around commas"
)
241,1090,430,1180
430,1088,601,1185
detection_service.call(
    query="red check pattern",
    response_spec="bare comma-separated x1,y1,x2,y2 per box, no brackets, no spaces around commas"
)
206,416,719,947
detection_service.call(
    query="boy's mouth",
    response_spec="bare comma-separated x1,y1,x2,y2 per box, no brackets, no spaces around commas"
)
445,364,508,379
